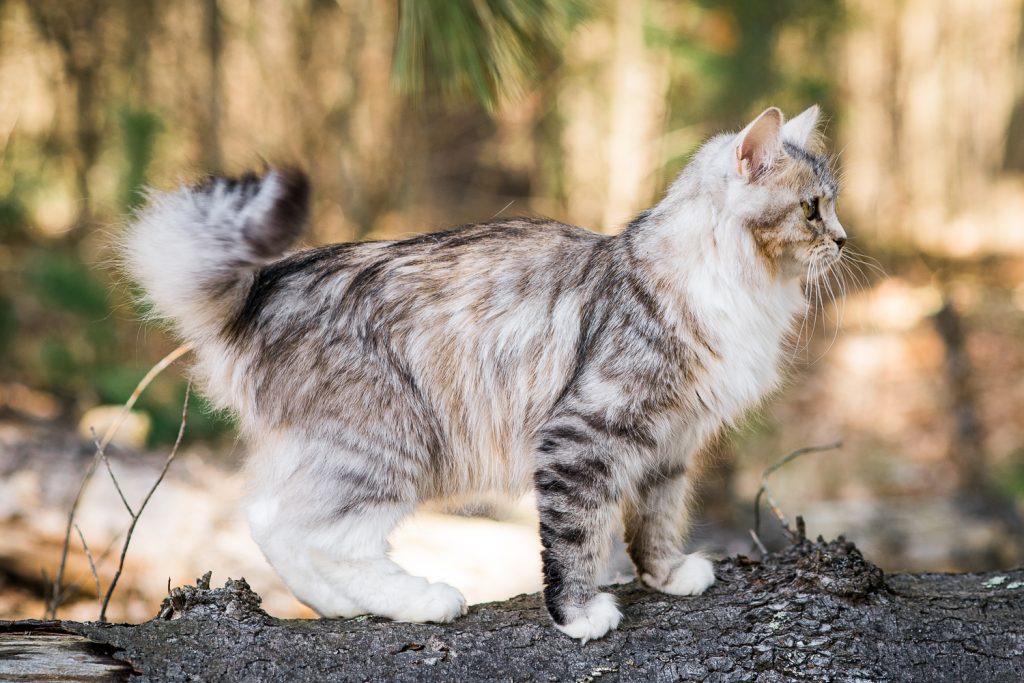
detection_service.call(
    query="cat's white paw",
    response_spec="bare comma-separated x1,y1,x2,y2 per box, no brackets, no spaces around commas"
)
391,581,467,623
642,553,715,596
555,592,622,643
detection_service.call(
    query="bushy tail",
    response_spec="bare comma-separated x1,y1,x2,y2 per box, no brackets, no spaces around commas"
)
123,168,310,341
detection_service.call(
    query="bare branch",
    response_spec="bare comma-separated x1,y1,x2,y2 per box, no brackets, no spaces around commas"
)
47,453,99,618
98,343,194,453
47,343,192,620
91,427,134,517
752,441,842,547
100,381,192,623
748,529,768,556
74,524,102,600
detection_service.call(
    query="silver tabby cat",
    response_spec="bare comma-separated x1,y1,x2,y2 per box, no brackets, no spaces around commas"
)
125,106,845,641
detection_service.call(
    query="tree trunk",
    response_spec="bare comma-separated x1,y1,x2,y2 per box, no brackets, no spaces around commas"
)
201,0,223,173
25,0,108,235
2,537,1022,681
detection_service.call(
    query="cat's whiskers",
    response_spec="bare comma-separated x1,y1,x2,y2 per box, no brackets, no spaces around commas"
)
836,256,869,292
813,256,843,363
798,260,818,363
791,248,855,367
844,256,885,279
791,261,816,362
834,258,851,316
842,246,887,278
807,260,825,362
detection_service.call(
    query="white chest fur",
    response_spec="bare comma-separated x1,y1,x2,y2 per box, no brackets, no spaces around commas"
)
643,210,806,465
657,274,803,469
692,272,804,425
641,205,806,428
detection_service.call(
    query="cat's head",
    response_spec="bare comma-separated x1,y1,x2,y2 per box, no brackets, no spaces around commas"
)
717,106,846,279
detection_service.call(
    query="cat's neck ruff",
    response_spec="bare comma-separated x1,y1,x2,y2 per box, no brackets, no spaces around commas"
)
630,194,806,328
627,194,807,423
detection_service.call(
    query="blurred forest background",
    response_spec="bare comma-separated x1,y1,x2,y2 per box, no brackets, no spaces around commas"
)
2,0,1024,622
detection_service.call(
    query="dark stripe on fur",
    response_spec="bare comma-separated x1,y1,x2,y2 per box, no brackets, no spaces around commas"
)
540,540,568,625
783,141,837,197
225,242,356,341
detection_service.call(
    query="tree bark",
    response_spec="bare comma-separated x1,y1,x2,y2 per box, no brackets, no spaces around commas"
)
2,537,1022,682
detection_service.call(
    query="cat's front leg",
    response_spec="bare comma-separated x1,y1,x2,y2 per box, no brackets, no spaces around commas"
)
622,466,715,596
534,445,624,642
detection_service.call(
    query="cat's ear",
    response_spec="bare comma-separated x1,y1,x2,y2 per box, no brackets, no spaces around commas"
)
782,105,821,149
735,107,783,181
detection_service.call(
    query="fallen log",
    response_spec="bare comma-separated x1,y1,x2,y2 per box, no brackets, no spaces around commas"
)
2,537,1022,682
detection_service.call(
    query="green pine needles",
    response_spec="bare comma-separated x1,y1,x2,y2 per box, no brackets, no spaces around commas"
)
393,0,586,109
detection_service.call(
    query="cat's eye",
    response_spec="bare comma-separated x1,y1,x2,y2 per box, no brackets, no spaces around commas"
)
801,198,820,221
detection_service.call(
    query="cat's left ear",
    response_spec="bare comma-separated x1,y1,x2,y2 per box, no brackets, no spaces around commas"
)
782,105,821,149
735,107,783,181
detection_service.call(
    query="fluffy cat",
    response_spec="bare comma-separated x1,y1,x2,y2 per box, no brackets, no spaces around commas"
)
124,105,846,641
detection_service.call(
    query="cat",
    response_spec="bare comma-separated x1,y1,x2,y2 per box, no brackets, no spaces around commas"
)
123,105,846,641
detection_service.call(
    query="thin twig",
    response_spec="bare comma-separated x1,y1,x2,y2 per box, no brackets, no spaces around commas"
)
62,532,123,610
91,427,134,517
752,441,842,547
99,381,191,623
48,452,101,618
98,343,194,453
47,342,192,619
748,529,768,556
74,524,102,600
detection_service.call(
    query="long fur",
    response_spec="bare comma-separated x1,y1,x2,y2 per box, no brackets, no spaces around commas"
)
123,106,847,640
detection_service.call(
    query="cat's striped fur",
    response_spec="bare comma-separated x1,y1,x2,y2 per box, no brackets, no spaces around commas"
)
124,106,846,641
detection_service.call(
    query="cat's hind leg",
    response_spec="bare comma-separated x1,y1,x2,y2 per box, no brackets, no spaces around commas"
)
246,439,466,623
247,494,365,618
308,503,467,623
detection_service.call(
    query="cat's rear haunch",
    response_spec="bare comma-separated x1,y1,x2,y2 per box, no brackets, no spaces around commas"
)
124,106,846,641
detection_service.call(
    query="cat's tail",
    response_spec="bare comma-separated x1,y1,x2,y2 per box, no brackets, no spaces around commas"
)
122,167,310,341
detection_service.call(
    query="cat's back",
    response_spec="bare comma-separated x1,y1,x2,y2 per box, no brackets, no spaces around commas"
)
376,217,606,293
231,217,608,339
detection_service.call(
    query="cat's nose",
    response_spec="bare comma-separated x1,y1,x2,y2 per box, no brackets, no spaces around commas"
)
833,235,847,250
